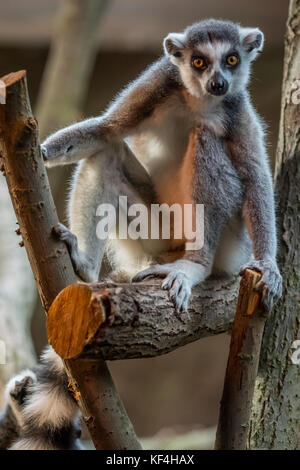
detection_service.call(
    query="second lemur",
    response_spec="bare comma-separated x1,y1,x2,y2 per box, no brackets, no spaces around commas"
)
42,18,282,312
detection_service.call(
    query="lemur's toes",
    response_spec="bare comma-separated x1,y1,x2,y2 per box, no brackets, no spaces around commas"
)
41,145,48,161
52,223,77,249
239,259,282,312
132,264,169,282
52,222,68,238
162,271,191,313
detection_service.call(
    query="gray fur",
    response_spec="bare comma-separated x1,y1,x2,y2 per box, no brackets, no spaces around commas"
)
185,19,241,48
42,18,282,313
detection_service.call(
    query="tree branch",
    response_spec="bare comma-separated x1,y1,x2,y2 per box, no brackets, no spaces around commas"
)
215,270,264,450
47,277,239,360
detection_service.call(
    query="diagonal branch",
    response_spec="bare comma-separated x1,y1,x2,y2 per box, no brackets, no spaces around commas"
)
0,70,141,450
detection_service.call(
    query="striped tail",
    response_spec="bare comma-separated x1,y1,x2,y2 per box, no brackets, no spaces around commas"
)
8,347,82,450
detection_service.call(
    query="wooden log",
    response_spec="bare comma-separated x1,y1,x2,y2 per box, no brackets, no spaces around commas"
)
215,269,265,450
0,70,141,450
47,277,240,360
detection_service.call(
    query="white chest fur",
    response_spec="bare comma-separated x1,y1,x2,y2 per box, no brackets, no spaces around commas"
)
128,91,226,190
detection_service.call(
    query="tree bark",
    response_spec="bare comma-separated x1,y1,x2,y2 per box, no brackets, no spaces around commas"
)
215,270,264,450
47,277,240,360
249,0,300,449
0,70,141,450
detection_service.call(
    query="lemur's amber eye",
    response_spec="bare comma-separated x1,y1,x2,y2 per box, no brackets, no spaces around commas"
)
227,55,239,66
192,57,206,69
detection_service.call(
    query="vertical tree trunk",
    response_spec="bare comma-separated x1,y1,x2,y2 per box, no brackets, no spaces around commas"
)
215,271,264,450
249,0,300,449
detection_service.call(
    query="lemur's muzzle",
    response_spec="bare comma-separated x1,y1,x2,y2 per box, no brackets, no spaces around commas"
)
206,72,229,96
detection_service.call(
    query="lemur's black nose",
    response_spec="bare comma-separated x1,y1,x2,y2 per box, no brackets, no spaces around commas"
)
211,78,225,92
207,72,228,96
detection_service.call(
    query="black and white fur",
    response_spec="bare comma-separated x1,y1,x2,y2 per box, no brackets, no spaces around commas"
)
6,19,282,449
5,347,82,450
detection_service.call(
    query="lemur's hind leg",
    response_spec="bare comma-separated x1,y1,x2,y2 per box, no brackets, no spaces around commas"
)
54,141,155,282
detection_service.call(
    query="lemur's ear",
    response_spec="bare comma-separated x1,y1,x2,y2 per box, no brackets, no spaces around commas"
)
240,27,264,58
163,33,186,58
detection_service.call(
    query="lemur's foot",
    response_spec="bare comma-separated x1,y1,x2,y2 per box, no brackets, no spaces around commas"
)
52,223,79,271
239,258,282,312
132,263,192,313
53,222,77,248
52,223,96,282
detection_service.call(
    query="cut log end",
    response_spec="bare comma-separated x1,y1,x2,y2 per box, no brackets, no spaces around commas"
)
240,269,262,316
47,283,107,359
0,70,26,87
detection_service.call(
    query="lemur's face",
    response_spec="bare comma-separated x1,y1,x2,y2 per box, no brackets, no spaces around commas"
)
164,19,264,100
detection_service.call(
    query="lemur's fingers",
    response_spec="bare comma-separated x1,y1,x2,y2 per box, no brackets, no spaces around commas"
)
40,145,48,161
134,264,193,312
132,264,172,282
52,223,77,246
239,260,261,276
167,272,192,313
41,145,60,169
52,224,97,283
239,259,282,312
52,223,78,262
256,273,282,311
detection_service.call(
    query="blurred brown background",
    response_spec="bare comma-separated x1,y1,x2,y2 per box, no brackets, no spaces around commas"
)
0,0,289,440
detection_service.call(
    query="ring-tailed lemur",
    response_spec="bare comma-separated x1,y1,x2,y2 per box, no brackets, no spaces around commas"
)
5,19,282,450
41,18,282,313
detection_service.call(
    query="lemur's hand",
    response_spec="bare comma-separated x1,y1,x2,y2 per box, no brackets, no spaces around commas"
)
132,262,193,313
40,129,75,168
239,258,282,312
41,118,103,168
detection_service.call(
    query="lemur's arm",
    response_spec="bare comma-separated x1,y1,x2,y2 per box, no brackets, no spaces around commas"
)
227,101,282,310
42,58,180,167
